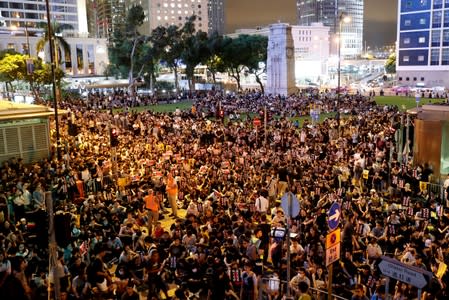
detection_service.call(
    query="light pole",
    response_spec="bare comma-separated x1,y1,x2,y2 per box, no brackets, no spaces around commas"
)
337,14,350,134
44,0,61,160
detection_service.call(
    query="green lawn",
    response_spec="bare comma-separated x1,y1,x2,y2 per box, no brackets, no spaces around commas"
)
111,95,446,116
113,100,193,113
374,96,446,111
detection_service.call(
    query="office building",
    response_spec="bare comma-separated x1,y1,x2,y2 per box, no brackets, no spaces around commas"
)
0,1,108,77
208,0,225,35
396,0,449,87
0,0,88,36
130,0,209,35
297,0,364,58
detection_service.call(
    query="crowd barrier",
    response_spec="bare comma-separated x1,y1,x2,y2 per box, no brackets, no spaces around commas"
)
258,277,350,300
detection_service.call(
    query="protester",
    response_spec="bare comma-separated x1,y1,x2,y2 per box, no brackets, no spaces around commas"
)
0,89,448,300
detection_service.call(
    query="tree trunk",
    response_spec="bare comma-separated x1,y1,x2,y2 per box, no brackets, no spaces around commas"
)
173,67,179,91
256,75,264,94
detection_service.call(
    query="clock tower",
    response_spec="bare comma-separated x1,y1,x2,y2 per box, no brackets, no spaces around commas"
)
265,23,296,96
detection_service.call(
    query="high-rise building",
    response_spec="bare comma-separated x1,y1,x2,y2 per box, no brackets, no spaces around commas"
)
128,0,209,35
87,0,127,38
0,0,109,77
208,0,225,35
396,0,449,88
0,0,88,36
297,0,364,58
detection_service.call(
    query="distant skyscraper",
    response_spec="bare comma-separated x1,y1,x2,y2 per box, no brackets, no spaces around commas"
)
128,0,209,35
297,0,364,57
208,0,225,35
396,0,449,88
87,0,127,39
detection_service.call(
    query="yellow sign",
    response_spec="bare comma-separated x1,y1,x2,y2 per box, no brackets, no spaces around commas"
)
326,228,341,249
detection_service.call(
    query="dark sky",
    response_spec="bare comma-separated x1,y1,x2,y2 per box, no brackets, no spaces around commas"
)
225,0,397,48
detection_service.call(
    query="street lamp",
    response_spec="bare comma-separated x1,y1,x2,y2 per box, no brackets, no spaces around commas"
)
44,0,61,160
337,13,350,134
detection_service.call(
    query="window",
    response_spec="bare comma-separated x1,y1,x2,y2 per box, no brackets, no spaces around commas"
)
421,77,425,81
399,77,403,81
403,56,410,62
413,77,417,81
418,36,426,43
442,48,449,64
445,10,449,26
418,55,425,61
443,29,449,46
404,37,411,44
432,30,441,46
431,48,440,65
434,0,443,8
406,77,410,81
419,18,426,25
433,10,442,27
404,19,412,26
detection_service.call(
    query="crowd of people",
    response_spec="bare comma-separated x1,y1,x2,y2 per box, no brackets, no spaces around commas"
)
0,89,448,300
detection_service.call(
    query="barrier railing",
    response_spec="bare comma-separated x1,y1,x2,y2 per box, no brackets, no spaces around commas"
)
258,277,350,300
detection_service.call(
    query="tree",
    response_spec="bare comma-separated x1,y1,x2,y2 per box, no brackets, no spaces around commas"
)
36,21,73,65
221,35,254,91
0,53,26,100
0,53,63,102
180,16,210,91
205,32,228,85
244,35,268,93
151,24,184,91
108,5,149,96
385,53,396,74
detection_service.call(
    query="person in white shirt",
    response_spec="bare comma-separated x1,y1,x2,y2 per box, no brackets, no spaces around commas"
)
255,190,269,215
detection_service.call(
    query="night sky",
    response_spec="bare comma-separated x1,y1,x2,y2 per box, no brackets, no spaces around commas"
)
225,0,397,48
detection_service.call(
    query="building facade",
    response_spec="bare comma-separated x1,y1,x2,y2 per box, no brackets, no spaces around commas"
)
139,0,209,34
0,0,88,36
297,0,363,58
87,0,127,38
0,0,109,77
207,0,225,35
396,0,449,88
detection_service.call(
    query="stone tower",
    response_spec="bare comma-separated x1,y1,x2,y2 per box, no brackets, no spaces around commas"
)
265,23,296,96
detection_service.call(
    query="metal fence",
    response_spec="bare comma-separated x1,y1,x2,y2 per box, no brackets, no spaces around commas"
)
258,277,349,300
425,182,447,205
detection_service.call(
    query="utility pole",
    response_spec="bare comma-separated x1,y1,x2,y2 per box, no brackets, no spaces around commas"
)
45,0,61,159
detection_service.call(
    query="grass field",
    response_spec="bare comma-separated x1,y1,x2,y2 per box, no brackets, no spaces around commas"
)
374,95,446,111
113,95,447,117
113,100,193,113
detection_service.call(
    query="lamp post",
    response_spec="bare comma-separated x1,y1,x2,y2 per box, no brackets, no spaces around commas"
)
44,0,61,160
337,14,350,135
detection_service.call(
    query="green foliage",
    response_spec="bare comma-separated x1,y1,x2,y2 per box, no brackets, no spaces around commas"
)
244,35,268,93
126,5,146,34
221,35,265,90
36,21,73,60
385,53,396,74
179,16,211,90
109,4,153,87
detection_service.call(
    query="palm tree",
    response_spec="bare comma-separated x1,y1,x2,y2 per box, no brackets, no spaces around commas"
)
36,21,73,66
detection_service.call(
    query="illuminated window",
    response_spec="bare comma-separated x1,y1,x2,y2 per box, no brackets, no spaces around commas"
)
418,55,425,61
418,37,426,43
404,37,411,44
403,56,410,62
